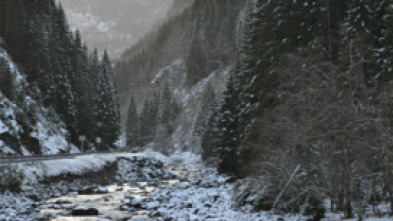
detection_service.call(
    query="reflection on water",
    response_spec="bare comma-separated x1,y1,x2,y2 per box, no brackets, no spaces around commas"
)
39,182,156,221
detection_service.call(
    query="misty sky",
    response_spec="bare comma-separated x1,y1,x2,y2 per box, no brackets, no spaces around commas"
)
57,0,173,59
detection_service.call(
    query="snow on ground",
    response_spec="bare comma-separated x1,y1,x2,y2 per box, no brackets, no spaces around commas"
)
169,151,202,165
16,151,170,184
151,58,184,85
0,192,33,221
114,133,127,149
149,169,291,221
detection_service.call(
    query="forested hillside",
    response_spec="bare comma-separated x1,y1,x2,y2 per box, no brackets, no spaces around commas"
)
115,0,246,151
0,0,119,155
207,0,393,219
117,0,393,218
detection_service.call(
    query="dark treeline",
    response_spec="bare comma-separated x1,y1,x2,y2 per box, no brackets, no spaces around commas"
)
201,0,393,219
126,83,180,148
0,0,119,150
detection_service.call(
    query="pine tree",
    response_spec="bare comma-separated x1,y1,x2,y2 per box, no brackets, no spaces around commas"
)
216,74,241,176
201,107,220,162
98,50,120,148
126,98,140,147
0,59,14,100
344,0,392,83
194,83,216,149
139,98,153,145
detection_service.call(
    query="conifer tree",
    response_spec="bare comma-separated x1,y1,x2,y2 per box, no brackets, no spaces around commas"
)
126,98,140,147
194,83,216,148
98,50,120,148
216,74,241,176
0,59,14,100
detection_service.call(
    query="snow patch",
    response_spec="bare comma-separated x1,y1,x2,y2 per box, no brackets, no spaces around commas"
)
151,58,185,85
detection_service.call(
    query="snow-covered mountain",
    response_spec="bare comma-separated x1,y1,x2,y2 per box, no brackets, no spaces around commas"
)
57,0,174,58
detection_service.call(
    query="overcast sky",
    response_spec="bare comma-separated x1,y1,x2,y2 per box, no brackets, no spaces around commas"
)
57,0,173,59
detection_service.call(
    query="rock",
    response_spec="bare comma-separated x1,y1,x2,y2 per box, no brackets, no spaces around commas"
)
120,204,136,212
131,197,144,208
191,179,201,186
225,177,237,183
51,204,63,210
71,207,99,216
77,187,95,195
96,186,109,194
205,215,217,219
149,210,162,217
27,194,41,201
55,200,72,205
179,177,189,182
146,201,160,209
208,193,220,202
64,204,77,210
184,202,193,208
204,203,212,208
34,216,51,221
277,218,285,221
68,192,78,198
56,211,68,216
127,216,147,221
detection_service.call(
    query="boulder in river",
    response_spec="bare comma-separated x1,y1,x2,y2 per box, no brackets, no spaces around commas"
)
77,187,95,195
71,207,99,216
96,186,109,194
120,203,137,212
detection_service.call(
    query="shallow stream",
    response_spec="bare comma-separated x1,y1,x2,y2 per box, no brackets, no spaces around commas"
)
36,165,199,221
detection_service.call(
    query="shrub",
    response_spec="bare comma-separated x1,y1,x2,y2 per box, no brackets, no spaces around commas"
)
303,195,326,221
0,165,24,193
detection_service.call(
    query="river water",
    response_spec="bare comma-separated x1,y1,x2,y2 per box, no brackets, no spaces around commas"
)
37,164,198,221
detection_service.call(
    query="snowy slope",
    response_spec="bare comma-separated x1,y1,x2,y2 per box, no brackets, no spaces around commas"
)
148,58,231,152
0,48,78,156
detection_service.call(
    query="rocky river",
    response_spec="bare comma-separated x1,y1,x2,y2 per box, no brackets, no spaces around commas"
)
0,153,292,221
0,153,268,221
35,157,228,221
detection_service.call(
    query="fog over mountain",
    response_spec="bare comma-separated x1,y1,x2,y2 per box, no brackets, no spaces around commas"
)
57,0,174,58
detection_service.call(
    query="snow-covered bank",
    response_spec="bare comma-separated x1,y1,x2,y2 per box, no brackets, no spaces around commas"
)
16,151,169,184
